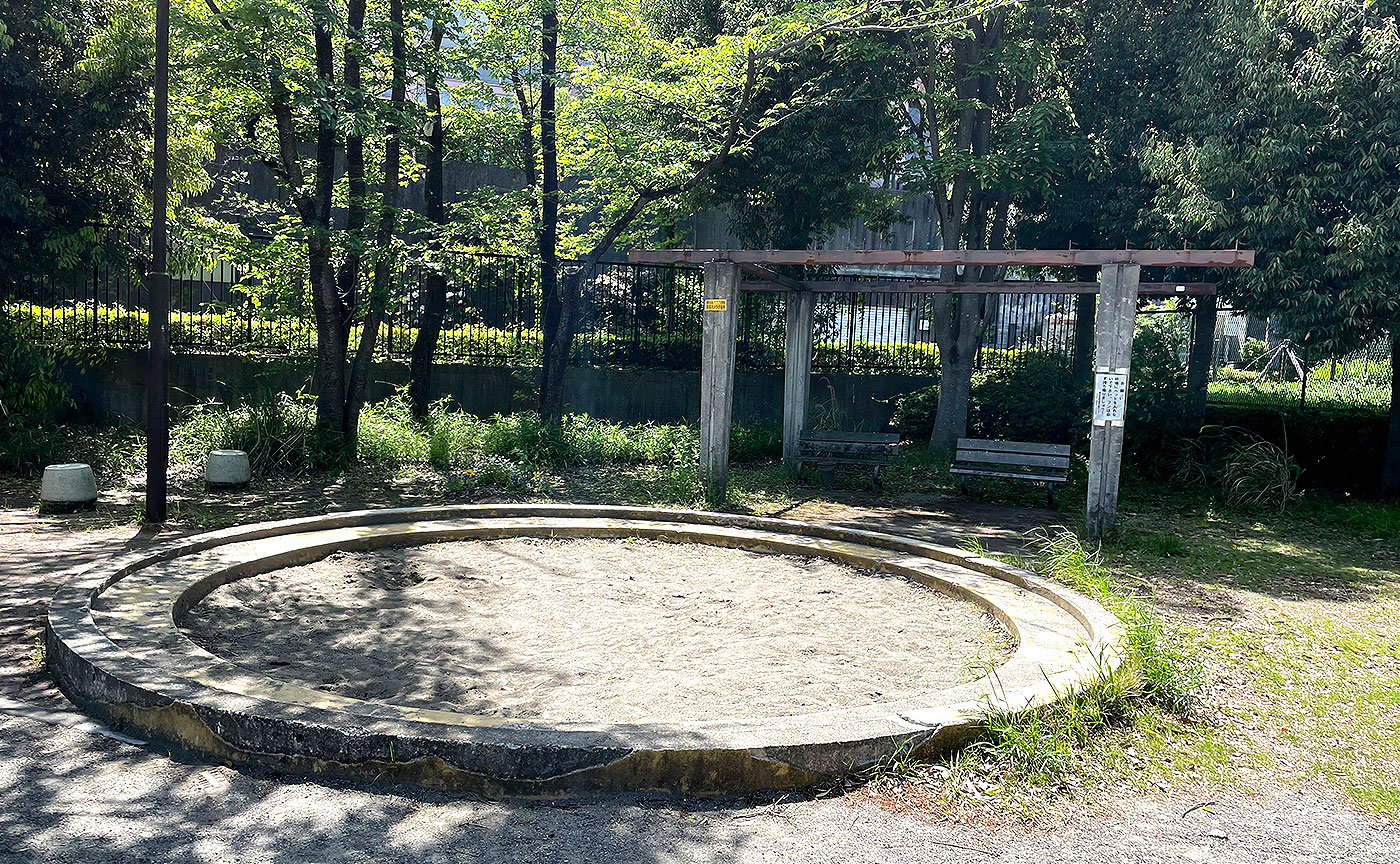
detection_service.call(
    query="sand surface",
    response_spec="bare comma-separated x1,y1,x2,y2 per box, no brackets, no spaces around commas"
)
180,538,1010,723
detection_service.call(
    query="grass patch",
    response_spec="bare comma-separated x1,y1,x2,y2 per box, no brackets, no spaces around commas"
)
860,528,1212,818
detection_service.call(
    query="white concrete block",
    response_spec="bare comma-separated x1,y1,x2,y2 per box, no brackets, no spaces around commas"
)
205,450,251,487
40,463,98,504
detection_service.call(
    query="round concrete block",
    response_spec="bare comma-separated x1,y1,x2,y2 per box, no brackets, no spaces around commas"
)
205,450,251,487
40,463,98,505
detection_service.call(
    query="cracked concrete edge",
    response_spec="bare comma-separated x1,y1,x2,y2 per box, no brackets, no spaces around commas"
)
45,505,1126,798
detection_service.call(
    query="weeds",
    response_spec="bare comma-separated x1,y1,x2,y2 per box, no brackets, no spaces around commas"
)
1172,425,1301,513
164,392,773,503
860,527,1204,813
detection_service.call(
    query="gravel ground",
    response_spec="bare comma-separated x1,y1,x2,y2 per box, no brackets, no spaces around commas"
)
2,499,1397,863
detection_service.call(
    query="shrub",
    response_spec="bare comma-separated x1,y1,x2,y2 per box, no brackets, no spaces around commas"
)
969,352,1086,444
730,420,781,463
890,383,939,441
171,393,323,474
1238,337,1270,369
0,328,72,468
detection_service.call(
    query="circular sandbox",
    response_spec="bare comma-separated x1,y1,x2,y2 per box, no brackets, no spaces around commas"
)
179,538,1012,723
46,505,1124,797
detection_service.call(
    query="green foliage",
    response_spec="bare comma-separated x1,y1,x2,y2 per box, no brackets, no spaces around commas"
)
1238,338,1269,369
1199,403,1385,494
0,0,151,274
890,382,939,441
969,352,1086,444
171,393,327,475
0,318,121,472
893,350,1087,444
1171,425,1301,512
1143,0,1400,356
170,393,773,505
1127,315,1187,433
1027,527,1202,716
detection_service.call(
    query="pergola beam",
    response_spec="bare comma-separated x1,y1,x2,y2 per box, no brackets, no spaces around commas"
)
738,280,1217,296
632,248,1255,268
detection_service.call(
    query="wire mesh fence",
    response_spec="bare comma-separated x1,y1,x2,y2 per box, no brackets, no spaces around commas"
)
1,252,1391,409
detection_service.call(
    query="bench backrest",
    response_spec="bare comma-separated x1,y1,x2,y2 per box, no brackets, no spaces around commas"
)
802,430,900,445
954,438,1071,477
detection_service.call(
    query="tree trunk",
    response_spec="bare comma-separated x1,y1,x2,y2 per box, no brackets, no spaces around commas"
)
337,0,369,335
537,1,562,419
929,294,984,451
409,20,447,420
308,11,345,438
540,268,580,419
1382,325,1400,494
344,0,406,453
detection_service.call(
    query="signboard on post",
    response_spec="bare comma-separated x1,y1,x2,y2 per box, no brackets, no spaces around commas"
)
1092,371,1128,424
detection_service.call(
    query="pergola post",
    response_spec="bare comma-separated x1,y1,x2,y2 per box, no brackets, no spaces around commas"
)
700,262,741,504
1186,293,1217,428
782,289,815,474
1086,263,1141,540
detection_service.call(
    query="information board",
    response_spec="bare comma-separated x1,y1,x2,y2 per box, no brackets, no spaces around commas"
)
1093,371,1128,423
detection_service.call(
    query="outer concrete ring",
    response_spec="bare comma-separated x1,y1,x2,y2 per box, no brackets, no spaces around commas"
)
46,505,1125,798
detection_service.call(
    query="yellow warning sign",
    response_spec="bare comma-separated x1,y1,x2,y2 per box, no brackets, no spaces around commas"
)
704,299,728,311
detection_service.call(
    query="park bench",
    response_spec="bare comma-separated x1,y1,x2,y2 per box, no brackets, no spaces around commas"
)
798,430,901,487
951,438,1072,506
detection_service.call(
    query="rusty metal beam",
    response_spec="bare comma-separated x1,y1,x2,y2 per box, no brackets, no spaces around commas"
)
630,248,1255,268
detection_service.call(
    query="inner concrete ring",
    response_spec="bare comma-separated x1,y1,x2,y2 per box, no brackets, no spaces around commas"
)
46,505,1125,798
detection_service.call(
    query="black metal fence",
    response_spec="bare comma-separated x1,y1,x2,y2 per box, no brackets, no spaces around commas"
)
1,252,1389,408
3,254,1084,375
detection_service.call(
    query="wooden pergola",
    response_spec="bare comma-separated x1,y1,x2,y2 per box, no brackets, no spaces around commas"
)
629,248,1256,539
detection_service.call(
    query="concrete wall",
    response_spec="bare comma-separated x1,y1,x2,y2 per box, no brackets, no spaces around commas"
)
64,350,933,432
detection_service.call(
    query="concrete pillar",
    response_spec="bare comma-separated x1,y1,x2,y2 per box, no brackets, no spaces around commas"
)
700,262,740,504
782,289,815,474
1086,263,1140,540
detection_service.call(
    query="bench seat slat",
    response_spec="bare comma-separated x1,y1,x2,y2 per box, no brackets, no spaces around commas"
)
955,450,1071,470
956,438,1071,457
806,456,897,466
950,466,1067,483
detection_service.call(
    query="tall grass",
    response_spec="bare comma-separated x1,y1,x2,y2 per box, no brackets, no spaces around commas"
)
870,528,1206,798
1024,526,1202,715
169,392,778,501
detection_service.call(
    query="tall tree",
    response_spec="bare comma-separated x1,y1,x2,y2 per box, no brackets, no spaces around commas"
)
182,0,426,454
0,0,156,275
897,3,1078,450
1143,0,1400,489
454,0,1000,418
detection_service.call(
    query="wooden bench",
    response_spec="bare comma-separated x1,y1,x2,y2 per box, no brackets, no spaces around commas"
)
798,430,901,487
951,438,1071,506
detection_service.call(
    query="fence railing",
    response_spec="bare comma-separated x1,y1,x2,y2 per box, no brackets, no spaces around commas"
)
1,253,1390,408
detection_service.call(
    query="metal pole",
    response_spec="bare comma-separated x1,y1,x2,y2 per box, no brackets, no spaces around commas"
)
144,0,171,523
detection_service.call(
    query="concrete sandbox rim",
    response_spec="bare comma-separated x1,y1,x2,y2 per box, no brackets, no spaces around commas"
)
45,505,1126,798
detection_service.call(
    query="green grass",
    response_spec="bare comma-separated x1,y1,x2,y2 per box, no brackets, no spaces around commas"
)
1104,487,1400,817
